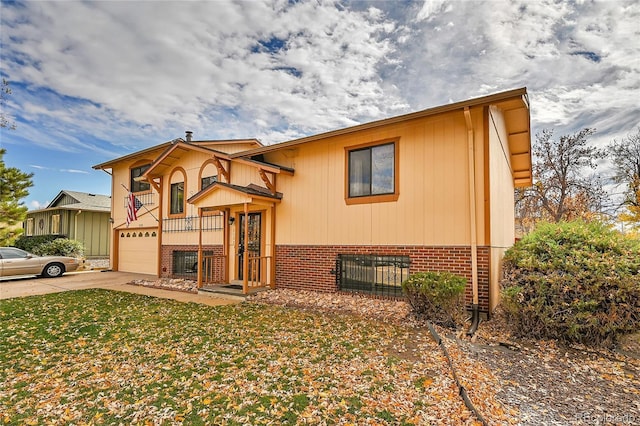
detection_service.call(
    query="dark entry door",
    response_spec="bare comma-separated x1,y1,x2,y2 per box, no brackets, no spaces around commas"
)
238,212,261,280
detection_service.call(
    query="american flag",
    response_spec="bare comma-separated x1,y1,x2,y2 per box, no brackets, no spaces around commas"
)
126,192,142,226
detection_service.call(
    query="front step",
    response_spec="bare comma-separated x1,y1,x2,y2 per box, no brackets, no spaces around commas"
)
198,284,270,301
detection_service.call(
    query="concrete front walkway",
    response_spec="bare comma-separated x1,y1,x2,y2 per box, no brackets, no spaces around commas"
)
0,270,238,306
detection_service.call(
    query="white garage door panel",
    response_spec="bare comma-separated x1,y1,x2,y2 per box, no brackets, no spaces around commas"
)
119,229,157,275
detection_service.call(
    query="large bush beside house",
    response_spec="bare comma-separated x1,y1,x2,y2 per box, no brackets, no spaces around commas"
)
29,238,84,258
14,234,63,252
501,221,640,347
402,271,467,327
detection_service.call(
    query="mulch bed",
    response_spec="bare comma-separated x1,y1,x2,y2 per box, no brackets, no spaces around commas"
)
128,278,199,294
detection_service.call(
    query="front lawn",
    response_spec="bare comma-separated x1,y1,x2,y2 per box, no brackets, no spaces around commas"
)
0,289,498,425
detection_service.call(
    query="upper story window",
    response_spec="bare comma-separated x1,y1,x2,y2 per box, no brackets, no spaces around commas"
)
346,139,398,205
51,214,61,234
170,182,184,215
201,175,217,191
130,164,151,193
169,167,186,216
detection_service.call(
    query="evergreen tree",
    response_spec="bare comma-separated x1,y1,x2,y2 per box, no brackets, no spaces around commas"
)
0,149,33,245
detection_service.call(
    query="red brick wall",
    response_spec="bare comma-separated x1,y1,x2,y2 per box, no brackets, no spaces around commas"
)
275,245,491,312
160,245,223,278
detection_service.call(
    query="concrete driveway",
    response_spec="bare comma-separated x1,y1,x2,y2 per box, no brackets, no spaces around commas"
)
0,270,237,306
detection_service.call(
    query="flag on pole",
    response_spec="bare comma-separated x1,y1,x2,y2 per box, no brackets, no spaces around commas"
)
126,192,142,227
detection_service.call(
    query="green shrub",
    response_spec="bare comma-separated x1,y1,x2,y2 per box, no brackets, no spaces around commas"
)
501,220,640,347
402,271,467,327
14,234,63,252
31,238,84,258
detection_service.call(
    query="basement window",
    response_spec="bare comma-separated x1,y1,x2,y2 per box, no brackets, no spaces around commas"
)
172,250,213,279
336,254,410,298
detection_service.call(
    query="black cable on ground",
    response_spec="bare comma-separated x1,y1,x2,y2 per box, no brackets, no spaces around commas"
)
426,322,489,426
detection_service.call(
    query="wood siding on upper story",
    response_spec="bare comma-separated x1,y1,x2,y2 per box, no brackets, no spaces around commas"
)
488,105,516,249
263,106,488,247
487,105,517,311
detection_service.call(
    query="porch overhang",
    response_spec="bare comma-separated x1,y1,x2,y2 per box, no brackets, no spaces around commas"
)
142,140,231,179
187,181,282,209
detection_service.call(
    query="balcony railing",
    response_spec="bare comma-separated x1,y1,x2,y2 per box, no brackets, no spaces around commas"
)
162,215,223,233
123,192,155,208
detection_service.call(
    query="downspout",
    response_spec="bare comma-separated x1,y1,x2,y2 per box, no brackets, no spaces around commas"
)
157,177,163,278
243,202,249,294
464,107,481,336
270,205,276,289
74,210,82,242
197,208,203,288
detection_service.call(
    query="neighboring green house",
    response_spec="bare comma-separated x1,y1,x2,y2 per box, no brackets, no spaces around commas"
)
23,190,111,258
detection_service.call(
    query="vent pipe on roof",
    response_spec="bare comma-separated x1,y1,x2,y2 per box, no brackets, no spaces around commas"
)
185,131,193,142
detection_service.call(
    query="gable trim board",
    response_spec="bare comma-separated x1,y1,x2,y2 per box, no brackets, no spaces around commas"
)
94,88,532,314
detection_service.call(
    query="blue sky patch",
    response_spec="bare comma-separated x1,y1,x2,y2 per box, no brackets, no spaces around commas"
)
273,66,302,78
252,36,288,54
571,51,602,63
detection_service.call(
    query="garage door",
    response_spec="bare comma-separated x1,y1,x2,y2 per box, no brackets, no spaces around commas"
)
118,229,158,275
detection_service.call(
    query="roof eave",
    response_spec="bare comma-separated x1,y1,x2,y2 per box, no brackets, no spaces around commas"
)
92,140,180,170
232,87,529,158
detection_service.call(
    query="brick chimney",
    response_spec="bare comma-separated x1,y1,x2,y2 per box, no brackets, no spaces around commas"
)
185,131,193,142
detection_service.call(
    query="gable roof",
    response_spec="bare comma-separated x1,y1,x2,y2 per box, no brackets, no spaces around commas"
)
231,87,530,159
142,140,231,179
228,88,532,187
187,181,282,208
92,140,177,170
92,88,532,187
28,190,111,213
92,138,262,170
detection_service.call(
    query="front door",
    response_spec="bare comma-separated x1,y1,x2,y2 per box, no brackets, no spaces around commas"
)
237,212,261,280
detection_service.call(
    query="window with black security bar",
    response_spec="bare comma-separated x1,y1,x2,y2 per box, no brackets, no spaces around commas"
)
172,250,213,279
336,254,410,298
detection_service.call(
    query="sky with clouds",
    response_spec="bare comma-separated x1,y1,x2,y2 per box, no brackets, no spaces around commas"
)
1,0,638,210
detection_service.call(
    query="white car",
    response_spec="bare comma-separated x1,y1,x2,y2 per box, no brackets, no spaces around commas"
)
0,247,79,278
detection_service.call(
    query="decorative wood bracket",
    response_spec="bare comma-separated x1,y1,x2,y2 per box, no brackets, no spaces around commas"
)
148,177,161,193
259,169,276,194
212,156,230,183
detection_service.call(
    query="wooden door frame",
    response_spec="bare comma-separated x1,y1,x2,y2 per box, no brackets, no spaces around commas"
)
233,208,266,281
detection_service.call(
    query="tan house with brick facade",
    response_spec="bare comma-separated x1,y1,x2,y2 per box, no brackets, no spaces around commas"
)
94,87,532,315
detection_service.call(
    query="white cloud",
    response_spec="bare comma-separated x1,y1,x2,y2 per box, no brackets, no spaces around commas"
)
60,169,89,174
29,200,48,209
1,1,410,149
28,164,89,174
383,0,639,142
1,0,638,160
415,1,451,22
